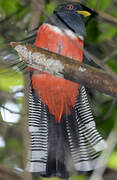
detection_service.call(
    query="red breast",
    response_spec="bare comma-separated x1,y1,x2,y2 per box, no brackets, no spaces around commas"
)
31,23,84,122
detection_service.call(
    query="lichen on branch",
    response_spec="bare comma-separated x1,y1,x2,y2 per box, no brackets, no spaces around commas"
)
11,42,117,97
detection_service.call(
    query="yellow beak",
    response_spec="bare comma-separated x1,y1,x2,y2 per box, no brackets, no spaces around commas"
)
77,10,91,17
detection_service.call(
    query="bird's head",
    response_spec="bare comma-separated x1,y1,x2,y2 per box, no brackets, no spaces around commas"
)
48,1,96,38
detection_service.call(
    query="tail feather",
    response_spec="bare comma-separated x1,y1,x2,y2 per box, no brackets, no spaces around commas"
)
46,114,69,177
76,86,106,152
27,91,48,174
67,86,107,171
26,86,107,177
27,88,69,178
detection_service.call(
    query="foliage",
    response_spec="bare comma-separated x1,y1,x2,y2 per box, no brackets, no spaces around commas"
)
0,0,117,180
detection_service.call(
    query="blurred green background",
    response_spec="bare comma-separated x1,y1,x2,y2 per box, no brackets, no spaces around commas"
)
0,0,117,179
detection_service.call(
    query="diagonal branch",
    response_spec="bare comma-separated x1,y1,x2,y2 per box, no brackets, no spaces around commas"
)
89,122,117,180
40,8,117,77
0,165,22,180
11,42,117,97
0,105,22,115
99,11,117,25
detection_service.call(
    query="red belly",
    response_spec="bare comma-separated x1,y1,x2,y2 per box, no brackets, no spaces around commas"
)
32,24,84,122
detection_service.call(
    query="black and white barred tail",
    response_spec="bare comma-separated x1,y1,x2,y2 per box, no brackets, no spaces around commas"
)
26,86,107,178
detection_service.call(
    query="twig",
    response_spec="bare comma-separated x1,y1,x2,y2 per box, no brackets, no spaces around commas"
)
103,49,117,63
100,98,117,122
89,123,117,180
0,165,22,180
99,11,117,25
0,121,19,127
11,89,23,95
28,0,45,31
0,105,22,115
11,42,117,98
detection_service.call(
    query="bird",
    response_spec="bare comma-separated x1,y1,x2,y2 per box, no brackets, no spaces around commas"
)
25,1,107,178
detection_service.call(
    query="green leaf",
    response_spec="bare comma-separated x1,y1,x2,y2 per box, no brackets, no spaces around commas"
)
106,58,117,73
70,175,86,180
40,3,56,23
97,23,117,42
108,151,117,169
0,36,5,49
15,6,29,19
0,36,4,43
42,176,86,180
99,103,117,134
0,68,24,91
7,137,22,150
45,3,56,15
86,19,100,43
87,0,111,10
111,11,117,18
43,178,62,180
0,0,20,16
0,147,5,162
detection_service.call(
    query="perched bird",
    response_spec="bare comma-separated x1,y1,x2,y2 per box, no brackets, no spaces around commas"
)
26,2,107,178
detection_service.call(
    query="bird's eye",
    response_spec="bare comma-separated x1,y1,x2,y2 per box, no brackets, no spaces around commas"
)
66,4,74,10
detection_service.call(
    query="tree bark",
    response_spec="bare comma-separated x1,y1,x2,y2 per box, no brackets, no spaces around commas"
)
0,165,22,180
11,42,117,98
22,0,45,180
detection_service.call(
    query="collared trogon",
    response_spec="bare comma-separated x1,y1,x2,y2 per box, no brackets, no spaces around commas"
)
26,2,107,178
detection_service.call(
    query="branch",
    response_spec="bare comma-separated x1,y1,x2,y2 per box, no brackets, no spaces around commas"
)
89,123,117,180
29,0,45,31
22,1,45,180
40,8,117,77
99,11,117,25
101,98,117,122
11,42,117,97
0,165,21,180
0,105,22,114
102,49,117,63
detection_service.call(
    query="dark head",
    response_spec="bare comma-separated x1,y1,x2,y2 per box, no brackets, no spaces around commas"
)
47,2,96,38
20,2,97,44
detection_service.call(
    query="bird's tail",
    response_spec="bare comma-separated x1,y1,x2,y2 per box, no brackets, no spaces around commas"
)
26,86,107,178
